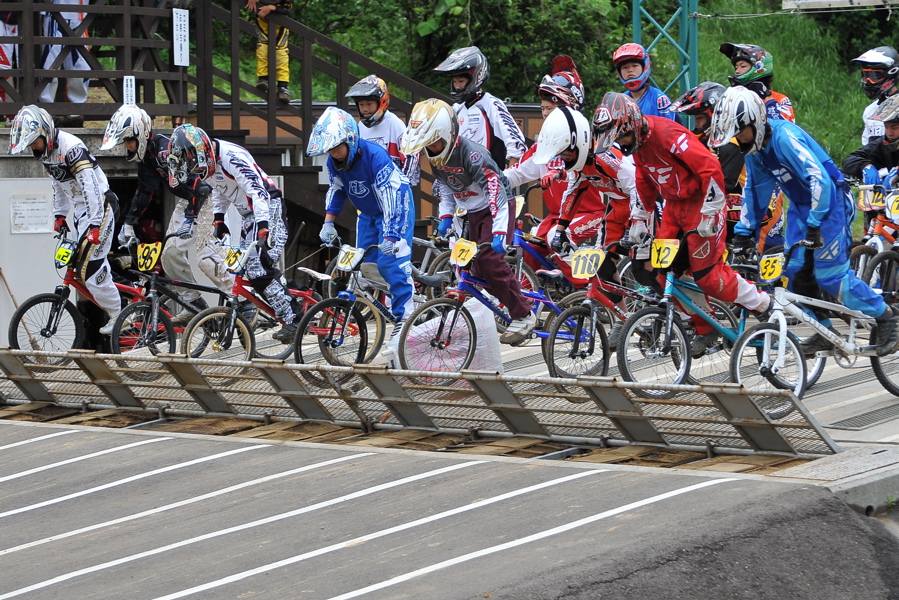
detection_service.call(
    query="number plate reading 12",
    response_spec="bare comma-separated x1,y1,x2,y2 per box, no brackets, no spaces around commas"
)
759,252,784,282
225,247,244,271
651,239,680,269
450,239,478,266
570,248,605,279
136,242,162,271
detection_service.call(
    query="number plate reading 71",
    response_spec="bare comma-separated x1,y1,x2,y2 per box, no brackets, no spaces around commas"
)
450,239,478,266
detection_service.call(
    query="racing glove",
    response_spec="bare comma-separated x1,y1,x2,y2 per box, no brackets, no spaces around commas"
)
550,228,570,253
803,226,823,249
118,223,138,247
319,221,338,244
491,233,507,255
541,168,567,189
629,220,649,245
379,237,397,256
54,215,69,233
863,164,882,187
437,216,454,237
213,213,230,240
697,214,721,238
85,225,102,246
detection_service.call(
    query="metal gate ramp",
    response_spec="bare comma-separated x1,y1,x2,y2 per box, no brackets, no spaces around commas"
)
0,347,838,459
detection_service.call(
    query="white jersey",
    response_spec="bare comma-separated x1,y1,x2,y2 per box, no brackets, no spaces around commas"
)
454,91,528,163
863,100,885,145
208,139,280,225
359,110,420,186
43,130,109,228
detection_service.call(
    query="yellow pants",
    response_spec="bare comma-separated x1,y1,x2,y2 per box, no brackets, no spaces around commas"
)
255,17,289,83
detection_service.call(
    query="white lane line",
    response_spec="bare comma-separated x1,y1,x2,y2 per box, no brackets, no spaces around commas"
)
0,459,483,599
0,452,376,558
0,438,169,483
150,470,605,600
324,478,737,600
0,430,79,451
0,446,264,519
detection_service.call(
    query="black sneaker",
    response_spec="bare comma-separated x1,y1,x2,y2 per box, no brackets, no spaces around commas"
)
690,332,720,358
277,87,291,103
256,78,269,93
608,321,623,352
875,306,899,356
801,332,835,358
272,322,298,343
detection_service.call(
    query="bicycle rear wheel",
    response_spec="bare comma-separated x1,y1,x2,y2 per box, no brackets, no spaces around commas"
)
546,305,610,378
863,250,899,304
616,306,691,399
8,293,85,368
729,322,806,418
111,302,176,382
294,298,369,387
686,298,737,386
398,298,477,385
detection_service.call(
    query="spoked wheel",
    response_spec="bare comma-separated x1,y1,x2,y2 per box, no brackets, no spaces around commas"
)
686,298,738,386
8,293,85,369
616,306,691,399
729,322,807,419
863,250,899,305
398,298,477,386
617,257,655,314
180,306,256,385
850,244,878,280
546,305,610,378
293,298,370,387
871,324,899,396
111,302,176,382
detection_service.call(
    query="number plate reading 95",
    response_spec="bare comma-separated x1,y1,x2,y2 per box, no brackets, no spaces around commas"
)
570,248,605,279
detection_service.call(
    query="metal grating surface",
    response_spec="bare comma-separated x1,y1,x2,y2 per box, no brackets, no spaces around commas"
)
0,348,839,457
828,403,899,430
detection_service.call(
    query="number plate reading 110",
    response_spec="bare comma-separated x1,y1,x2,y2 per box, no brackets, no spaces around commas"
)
569,248,605,279
450,239,478,267
651,239,680,269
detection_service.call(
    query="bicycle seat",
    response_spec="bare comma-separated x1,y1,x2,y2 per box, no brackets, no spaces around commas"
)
414,272,444,288
536,268,566,285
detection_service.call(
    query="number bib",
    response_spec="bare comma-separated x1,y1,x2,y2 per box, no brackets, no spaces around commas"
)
136,242,162,271
450,239,478,267
651,239,680,269
759,252,784,283
54,240,77,269
570,248,605,279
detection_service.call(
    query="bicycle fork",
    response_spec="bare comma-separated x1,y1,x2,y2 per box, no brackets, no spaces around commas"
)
42,285,72,337
567,302,599,359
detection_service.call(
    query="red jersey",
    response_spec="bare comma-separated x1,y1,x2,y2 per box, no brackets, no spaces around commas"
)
633,116,726,218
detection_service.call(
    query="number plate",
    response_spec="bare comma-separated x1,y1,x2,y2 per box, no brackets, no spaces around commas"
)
54,240,77,269
225,246,244,272
454,206,467,217
759,252,784,282
569,248,605,279
890,195,899,216
450,239,478,266
650,239,680,269
336,245,364,272
136,242,162,271
870,191,886,209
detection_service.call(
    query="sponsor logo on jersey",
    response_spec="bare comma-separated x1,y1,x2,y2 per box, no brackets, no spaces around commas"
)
453,191,477,199
692,239,711,260
95,265,108,284
375,165,392,187
349,181,370,196
657,95,671,110
436,165,464,174
470,151,482,165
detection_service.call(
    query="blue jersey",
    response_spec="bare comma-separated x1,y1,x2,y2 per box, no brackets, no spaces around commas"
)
627,86,680,123
737,119,846,235
324,138,412,240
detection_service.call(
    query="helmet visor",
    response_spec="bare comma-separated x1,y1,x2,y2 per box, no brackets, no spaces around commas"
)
863,69,889,86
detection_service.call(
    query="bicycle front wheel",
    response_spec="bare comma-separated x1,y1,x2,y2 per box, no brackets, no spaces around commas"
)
863,250,899,305
616,306,691,399
398,298,477,384
686,298,737,386
181,306,256,362
111,302,176,382
9,293,85,358
295,298,369,366
546,305,610,378
729,322,807,417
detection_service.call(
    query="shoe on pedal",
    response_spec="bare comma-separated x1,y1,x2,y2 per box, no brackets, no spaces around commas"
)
801,330,836,357
171,297,208,325
272,322,298,343
500,312,537,345
99,320,115,336
690,331,720,358
875,306,899,356
608,321,624,352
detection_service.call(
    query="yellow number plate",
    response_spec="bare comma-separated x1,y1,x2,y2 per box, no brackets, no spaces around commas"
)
890,196,899,215
54,245,73,266
759,252,785,282
651,239,680,269
871,192,886,208
454,206,468,217
337,247,359,269
225,247,244,270
569,248,605,279
136,242,162,271
450,239,478,267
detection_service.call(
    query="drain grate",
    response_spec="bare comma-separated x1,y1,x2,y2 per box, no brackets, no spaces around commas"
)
828,403,899,430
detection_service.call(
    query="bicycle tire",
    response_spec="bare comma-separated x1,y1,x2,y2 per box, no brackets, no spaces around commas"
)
180,306,256,384
729,322,807,417
540,290,593,366
294,297,369,387
546,304,610,378
616,305,691,399
862,250,899,305
398,297,477,386
8,293,85,366
617,257,654,314
850,244,878,280
111,302,176,382
686,298,738,386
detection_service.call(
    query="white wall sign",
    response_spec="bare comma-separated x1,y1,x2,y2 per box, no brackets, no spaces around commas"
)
10,195,53,234
173,8,189,67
